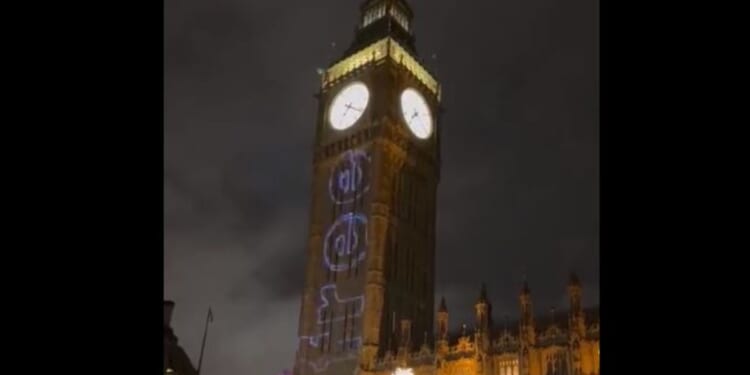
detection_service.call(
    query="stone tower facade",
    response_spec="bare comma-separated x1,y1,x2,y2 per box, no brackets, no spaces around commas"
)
292,2,599,375
294,1,441,375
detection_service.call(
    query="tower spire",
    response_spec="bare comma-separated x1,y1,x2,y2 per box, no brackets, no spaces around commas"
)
519,280,535,346
478,282,488,303
550,307,557,326
436,297,450,359
474,283,490,352
522,279,531,296
569,271,581,287
568,272,586,338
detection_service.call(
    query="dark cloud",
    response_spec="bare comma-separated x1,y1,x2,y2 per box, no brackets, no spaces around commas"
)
165,0,598,374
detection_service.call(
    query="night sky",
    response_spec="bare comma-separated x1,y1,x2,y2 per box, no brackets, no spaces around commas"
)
164,0,599,374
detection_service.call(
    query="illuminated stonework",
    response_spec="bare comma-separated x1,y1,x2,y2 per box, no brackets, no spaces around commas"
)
322,38,441,100
365,288,599,375
389,7,410,31
425,281,599,375
362,3,387,28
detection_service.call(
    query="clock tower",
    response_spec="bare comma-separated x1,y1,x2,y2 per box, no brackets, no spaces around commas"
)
294,1,441,375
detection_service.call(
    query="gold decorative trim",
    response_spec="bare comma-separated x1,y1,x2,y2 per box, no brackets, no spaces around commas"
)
322,38,441,100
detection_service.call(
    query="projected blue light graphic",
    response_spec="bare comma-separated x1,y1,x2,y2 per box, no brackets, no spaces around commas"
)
337,337,362,350
309,357,330,373
307,349,360,373
298,335,363,372
299,333,329,348
298,148,371,374
329,150,370,204
315,284,365,324
323,213,368,272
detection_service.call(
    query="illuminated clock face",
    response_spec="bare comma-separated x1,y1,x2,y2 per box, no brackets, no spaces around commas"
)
400,88,433,139
328,82,370,130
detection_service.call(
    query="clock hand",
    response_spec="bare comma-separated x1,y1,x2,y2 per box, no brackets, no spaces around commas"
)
345,103,363,113
340,103,351,121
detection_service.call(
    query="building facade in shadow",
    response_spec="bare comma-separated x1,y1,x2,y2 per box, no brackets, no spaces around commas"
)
164,301,199,375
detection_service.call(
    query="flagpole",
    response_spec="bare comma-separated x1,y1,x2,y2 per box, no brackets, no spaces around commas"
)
197,307,212,375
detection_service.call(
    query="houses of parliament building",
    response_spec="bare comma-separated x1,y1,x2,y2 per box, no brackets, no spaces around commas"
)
292,1,600,375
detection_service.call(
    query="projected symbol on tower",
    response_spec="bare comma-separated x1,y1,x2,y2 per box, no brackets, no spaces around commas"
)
306,349,360,373
309,357,330,373
329,150,370,204
299,333,329,348
323,213,368,272
316,284,365,324
336,337,362,350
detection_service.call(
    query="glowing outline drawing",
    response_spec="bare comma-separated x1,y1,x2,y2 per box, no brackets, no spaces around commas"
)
328,150,370,204
306,347,361,373
297,148,372,374
298,333,363,373
323,213,368,272
316,283,365,324
337,336,363,350
298,335,362,351
299,333,330,348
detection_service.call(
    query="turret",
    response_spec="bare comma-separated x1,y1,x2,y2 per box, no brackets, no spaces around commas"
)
568,272,586,337
568,273,586,375
436,296,449,356
475,283,492,375
475,283,490,331
518,282,535,375
519,281,535,346
474,283,491,354
397,318,412,365
437,296,448,337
